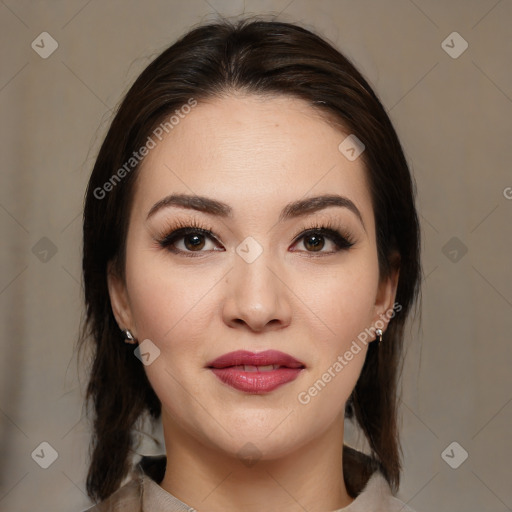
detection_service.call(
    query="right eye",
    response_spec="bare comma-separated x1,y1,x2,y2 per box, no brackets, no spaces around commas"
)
157,227,224,257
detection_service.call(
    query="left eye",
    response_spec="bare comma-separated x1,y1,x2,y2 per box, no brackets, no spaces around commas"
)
292,229,354,253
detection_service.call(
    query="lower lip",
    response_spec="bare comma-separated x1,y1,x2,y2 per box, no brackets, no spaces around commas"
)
209,367,303,393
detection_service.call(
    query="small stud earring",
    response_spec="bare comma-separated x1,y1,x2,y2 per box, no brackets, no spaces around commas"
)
123,329,137,344
375,328,383,344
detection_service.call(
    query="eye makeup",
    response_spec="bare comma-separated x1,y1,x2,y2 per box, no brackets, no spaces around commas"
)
152,217,356,258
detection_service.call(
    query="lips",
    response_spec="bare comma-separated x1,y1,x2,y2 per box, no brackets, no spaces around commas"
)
206,350,305,370
206,350,305,394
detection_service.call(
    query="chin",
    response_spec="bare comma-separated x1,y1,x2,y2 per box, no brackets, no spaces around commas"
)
198,421,308,462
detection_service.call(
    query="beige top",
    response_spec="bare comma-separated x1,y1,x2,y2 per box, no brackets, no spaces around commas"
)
84,468,417,512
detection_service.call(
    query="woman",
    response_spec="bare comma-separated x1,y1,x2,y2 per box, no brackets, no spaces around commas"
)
80,18,421,512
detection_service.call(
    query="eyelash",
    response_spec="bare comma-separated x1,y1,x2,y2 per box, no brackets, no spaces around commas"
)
155,218,355,257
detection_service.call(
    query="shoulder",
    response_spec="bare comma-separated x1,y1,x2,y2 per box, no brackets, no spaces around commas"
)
80,456,166,512
82,454,421,512
350,470,418,512
342,446,420,512
81,478,143,512
383,494,418,512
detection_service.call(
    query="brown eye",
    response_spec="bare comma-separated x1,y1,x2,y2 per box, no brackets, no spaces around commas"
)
157,227,222,256
303,233,325,252
292,227,355,254
184,233,206,251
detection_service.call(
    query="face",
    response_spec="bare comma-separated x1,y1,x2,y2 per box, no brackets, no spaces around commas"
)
108,94,397,462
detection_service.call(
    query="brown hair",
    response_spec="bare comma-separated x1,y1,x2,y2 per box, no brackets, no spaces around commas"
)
80,18,421,502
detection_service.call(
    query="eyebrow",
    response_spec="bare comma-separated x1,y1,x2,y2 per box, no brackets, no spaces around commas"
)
147,193,365,228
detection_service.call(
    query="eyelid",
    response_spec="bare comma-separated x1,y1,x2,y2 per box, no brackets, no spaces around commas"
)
291,220,356,244
155,217,218,242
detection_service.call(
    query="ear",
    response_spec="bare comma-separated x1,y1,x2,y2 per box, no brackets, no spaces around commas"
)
373,254,400,332
107,261,135,334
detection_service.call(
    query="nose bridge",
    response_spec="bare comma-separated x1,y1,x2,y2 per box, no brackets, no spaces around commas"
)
237,250,276,299
223,242,291,331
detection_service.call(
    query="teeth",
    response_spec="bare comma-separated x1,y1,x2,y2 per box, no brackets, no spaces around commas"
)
256,364,276,372
231,364,282,372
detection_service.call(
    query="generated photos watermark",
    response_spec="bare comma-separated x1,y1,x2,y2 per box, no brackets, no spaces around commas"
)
297,302,402,405
93,98,197,200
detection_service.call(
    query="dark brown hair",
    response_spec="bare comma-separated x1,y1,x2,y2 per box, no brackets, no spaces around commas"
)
80,18,421,502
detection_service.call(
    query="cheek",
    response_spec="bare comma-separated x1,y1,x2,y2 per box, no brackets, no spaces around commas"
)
293,254,379,407
123,253,221,417
125,252,221,345
300,253,380,341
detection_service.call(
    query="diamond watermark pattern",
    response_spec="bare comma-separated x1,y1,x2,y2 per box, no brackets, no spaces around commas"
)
441,32,468,59
31,32,59,59
338,134,365,161
134,339,161,366
442,236,468,263
236,236,263,264
441,441,468,469
31,441,59,469
237,442,262,467
31,237,58,262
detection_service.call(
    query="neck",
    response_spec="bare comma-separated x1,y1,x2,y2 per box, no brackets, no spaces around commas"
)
159,413,354,512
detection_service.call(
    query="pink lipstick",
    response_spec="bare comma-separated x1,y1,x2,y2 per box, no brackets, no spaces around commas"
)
206,350,305,394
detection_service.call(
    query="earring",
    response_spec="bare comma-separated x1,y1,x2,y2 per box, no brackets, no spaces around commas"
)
123,329,137,344
375,328,383,344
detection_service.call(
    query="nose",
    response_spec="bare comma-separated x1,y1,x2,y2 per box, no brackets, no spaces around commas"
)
222,251,292,333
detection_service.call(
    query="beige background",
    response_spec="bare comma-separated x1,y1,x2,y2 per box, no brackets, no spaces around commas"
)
1,1,511,511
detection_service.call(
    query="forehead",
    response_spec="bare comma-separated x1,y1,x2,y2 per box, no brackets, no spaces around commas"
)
132,94,373,227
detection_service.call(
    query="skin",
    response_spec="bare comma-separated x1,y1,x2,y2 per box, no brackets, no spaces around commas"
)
108,94,398,512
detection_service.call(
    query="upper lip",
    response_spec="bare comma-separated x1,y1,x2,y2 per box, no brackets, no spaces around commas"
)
206,350,305,369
